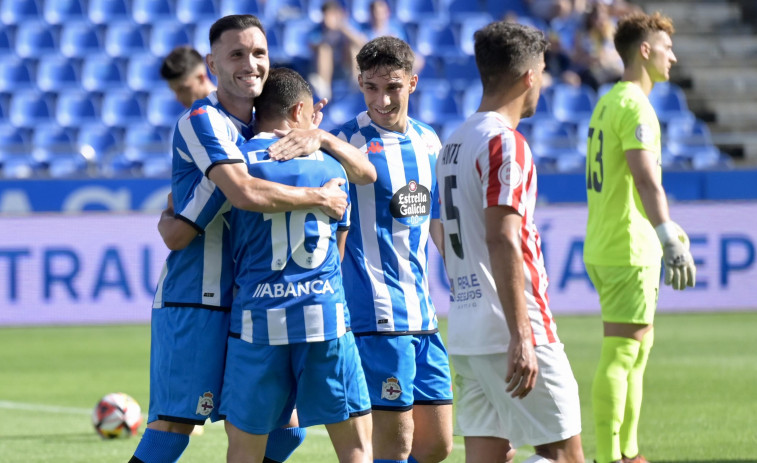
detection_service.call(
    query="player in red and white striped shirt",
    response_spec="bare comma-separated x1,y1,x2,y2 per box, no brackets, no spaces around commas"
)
437,21,584,463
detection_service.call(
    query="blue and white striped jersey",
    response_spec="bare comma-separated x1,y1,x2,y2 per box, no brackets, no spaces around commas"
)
333,111,441,335
229,133,351,345
152,91,253,310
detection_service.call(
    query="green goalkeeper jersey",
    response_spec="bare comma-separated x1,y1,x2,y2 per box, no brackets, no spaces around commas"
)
583,81,663,266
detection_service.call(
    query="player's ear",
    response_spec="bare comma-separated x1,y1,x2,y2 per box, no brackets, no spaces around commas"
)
290,101,304,124
408,73,418,95
639,41,651,60
206,54,215,75
523,68,535,89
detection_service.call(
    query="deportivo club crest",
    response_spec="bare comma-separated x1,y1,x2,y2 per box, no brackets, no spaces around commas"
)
196,391,214,416
381,377,402,400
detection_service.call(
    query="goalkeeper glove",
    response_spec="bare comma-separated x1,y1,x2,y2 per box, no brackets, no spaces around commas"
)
655,221,696,290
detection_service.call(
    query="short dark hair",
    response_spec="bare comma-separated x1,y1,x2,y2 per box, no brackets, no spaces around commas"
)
160,45,204,81
254,67,312,121
614,12,675,66
209,14,265,47
473,21,548,92
356,36,414,75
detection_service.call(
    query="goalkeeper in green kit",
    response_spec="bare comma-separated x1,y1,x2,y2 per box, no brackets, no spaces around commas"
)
583,11,696,463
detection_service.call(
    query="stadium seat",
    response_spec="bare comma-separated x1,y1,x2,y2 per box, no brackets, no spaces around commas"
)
55,91,100,128
43,0,86,25
0,123,28,149
551,84,597,124
127,53,165,92
88,0,131,24
101,90,145,127
14,21,56,58
283,19,315,60
124,123,167,148
417,85,459,125
416,22,462,58
81,54,126,92
32,125,76,150
649,82,695,124
46,153,89,178
9,90,54,128
529,119,577,158
517,118,534,140
176,0,219,24
193,19,214,56
444,0,491,23
323,92,365,131
1,0,41,25
396,0,442,24
530,93,552,122
487,0,529,18
263,0,305,24
37,57,80,93
349,0,373,24
146,89,186,128
459,13,494,55
440,117,465,143
140,152,172,177
554,151,586,173
77,123,121,161
0,25,13,56
444,55,480,91
690,146,732,170
150,20,193,59
597,82,614,98
266,25,288,64
105,20,149,58
219,0,262,17
0,152,36,178
132,0,174,25
59,21,104,58
461,83,482,118
0,58,35,93
667,117,713,147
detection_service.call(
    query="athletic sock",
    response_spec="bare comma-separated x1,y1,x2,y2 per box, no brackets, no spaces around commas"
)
264,427,307,462
620,329,654,459
407,456,419,463
374,460,407,463
520,455,551,463
592,336,641,463
131,428,190,463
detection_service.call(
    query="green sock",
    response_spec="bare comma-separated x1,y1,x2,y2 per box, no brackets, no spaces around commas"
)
592,336,641,463
620,329,654,458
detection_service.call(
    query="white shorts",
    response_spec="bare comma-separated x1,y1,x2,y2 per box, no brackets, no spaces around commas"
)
451,343,582,448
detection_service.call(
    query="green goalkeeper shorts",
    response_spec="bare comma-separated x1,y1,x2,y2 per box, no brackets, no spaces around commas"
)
586,264,661,324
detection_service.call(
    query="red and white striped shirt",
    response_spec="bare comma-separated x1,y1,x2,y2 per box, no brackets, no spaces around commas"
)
437,112,558,355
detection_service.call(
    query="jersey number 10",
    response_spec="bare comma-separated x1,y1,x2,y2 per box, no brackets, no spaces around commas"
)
264,210,331,271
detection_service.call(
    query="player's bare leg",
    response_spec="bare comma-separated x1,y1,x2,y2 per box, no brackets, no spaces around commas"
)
371,409,414,460
463,436,515,463
325,414,373,463
410,404,453,462
146,419,195,435
225,421,268,463
532,434,584,463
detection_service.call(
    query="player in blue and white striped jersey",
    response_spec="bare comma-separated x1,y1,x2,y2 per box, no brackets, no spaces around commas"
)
131,15,370,463
221,67,372,463
333,37,453,463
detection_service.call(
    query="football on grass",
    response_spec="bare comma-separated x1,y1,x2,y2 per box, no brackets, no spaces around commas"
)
92,392,143,439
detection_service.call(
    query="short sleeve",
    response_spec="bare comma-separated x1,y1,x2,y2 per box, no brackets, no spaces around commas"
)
174,176,229,233
617,98,661,153
477,131,527,216
177,104,245,177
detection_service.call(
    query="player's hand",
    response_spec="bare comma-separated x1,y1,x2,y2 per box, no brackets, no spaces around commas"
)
656,221,696,290
313,98,328,128
268,128,323,161
318,178,348,220
505,335,538,399
166,192,174,212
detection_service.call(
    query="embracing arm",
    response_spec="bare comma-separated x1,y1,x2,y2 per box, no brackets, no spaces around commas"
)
157,193,198,251
429,218,445,261
485,205,538,399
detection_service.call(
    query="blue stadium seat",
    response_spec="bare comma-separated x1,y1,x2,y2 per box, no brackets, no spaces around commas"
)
440,117,465,143
554,151,586,173
461,83,482,118
443,55,479,91
0,25,13,56
517,118,534,140
529,119,577,159
46,153,89,177
0,58,35,92
37,57,80,93
416,21,462,59
177,0,219,24
396,0,441,24
667,117,712,146
132,0,174,25
597,82,614,98
127,53,165,92
551,84,597,124
193,19,214,56
105,20,149,58
55,90,100,128
1,0,41,25
147,89,186,128
77,123,121,160
14,21,56,58
417,85,459,125
31,125,86,177
219,0,262,17
59,21,103,58
487,0,529,18
263,0,305,24
266,25,288,64
0,152,36,178
43,0,86,25
9,90,54,128
444,0,491,23
323,92,365,131
349,0,374,24
459,14,494,55
32,125,76,150
516,15,550,34
649,82,695,124
690,146,732,170
125,123,167,148
81,54,126,92
140,152,172,177
0,122,28,149
150,20,193,58
529,93,552,122
88,0,131,25
101,90,145,127
283,19,315,60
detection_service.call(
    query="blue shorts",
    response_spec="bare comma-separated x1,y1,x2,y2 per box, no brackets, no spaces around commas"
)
220,331,371,435
147,306,230,425
354,332,453,411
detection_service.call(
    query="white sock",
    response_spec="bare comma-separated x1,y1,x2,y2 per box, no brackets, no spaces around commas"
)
521,455,551,463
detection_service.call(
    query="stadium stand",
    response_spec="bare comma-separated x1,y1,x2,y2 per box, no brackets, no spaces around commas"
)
0,0,749,178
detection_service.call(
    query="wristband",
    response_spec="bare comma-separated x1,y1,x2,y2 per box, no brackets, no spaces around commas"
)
655,221,678,244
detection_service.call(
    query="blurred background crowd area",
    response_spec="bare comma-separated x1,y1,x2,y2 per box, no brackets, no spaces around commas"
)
1,0,756,179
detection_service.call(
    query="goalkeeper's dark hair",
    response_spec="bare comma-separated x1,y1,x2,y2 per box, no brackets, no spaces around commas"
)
254,67,312,121
209,14,265,47
614,12,675,66
473,21,548,93
160,46,204,81
356,36,415,76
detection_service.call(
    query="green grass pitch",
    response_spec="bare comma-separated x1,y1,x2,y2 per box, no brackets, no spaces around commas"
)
1,312,755,462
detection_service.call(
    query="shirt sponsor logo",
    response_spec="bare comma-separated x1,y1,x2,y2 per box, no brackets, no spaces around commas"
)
251,279,335,298
390,180,431,226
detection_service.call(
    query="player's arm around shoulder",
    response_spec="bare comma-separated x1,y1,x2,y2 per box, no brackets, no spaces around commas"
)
484,205,538,398
157,193,199,251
